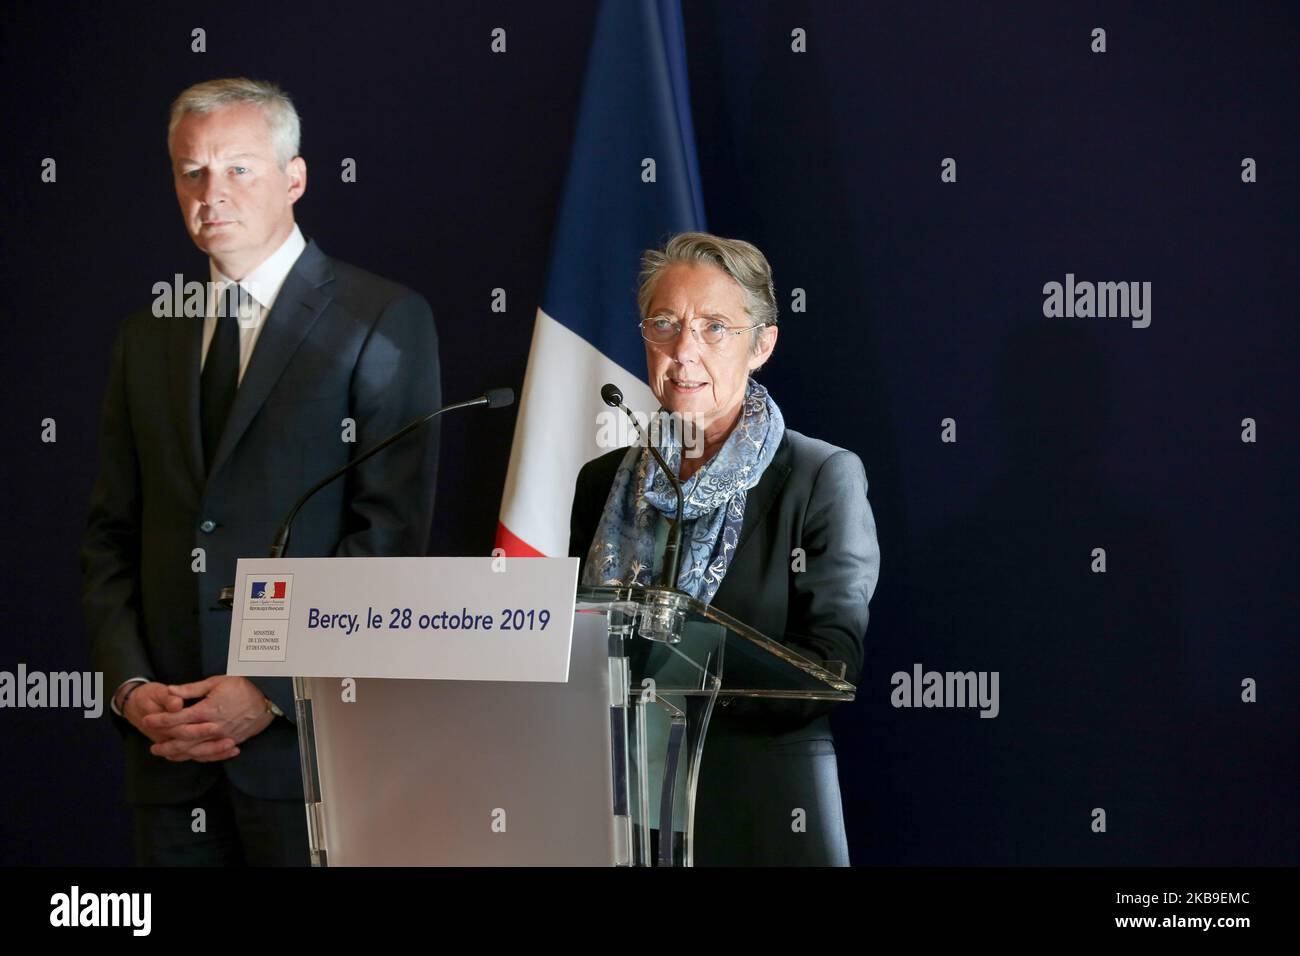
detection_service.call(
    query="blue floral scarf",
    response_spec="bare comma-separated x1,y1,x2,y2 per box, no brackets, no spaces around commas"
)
582,378,784,604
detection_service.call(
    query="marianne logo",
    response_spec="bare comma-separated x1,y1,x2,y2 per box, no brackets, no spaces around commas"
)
245,575,293,619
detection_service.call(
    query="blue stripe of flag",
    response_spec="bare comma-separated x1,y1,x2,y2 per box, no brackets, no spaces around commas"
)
541,0,707,377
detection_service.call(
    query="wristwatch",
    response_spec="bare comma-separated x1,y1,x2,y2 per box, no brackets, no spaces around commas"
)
264,697,285,718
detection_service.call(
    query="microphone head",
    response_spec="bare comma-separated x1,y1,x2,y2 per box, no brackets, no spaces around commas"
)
485,388,515,409
600,383,624,408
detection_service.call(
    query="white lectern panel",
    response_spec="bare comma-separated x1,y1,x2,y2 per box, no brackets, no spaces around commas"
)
305,613,615,866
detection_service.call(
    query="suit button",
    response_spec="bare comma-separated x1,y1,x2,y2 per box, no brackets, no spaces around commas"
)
200,520,217,533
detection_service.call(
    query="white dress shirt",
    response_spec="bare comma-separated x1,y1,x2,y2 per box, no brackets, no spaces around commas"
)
201,224,307,383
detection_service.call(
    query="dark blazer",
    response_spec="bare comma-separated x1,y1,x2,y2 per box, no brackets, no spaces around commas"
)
81,238,441,805
570,427,880,865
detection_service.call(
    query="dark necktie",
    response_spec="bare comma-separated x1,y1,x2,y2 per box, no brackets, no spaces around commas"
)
200,283,243,472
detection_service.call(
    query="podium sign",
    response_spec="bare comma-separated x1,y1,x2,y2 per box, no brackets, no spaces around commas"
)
225,556,579,682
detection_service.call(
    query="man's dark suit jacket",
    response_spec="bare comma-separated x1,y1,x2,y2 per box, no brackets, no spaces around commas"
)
570,427,880,865
81,238,441,806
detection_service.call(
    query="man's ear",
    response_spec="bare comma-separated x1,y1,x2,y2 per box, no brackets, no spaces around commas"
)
286,156,307,204
748,324,779,372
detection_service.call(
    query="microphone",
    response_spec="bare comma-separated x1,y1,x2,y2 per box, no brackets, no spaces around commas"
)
269,388,515,559
219,388,515,608
601,383,684,591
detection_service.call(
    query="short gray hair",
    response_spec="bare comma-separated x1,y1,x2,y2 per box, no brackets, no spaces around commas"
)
638,232,778,351
168,77,301,169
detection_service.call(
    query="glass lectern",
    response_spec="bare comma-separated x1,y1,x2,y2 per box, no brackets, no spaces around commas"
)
292,585,855,866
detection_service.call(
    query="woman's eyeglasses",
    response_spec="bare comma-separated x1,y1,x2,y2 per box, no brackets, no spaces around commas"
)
638,316,767,347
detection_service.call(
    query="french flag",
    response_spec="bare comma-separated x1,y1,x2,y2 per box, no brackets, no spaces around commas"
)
496,0,706,557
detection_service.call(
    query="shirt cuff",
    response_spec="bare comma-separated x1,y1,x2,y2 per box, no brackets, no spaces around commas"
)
110,677,150,716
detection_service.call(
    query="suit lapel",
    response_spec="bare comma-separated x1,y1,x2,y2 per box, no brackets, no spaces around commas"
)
733,431,793,558
207,240,334,479
168,314,205,490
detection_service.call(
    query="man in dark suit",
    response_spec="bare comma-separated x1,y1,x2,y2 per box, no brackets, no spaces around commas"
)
80,78,441,865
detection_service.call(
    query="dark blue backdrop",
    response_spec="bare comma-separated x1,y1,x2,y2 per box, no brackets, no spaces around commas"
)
0,0,1294,865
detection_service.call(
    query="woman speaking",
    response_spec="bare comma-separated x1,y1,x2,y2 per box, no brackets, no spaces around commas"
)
569,232,881,865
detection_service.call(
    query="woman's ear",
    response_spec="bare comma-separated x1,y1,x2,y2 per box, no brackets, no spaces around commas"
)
748,324,779,372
